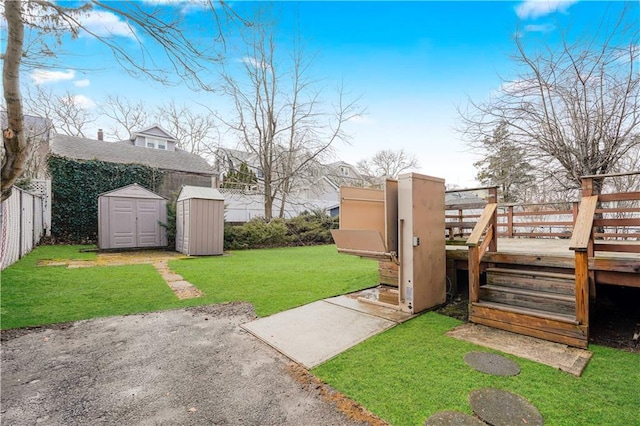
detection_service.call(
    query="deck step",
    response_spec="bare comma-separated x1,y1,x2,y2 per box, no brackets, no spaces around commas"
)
480,284,575,316
486,267,575,295
472,301,578,324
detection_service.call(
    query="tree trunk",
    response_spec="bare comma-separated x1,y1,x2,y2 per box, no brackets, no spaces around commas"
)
2,0,26,202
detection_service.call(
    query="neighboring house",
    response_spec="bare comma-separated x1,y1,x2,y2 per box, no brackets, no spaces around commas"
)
49,126,215,199
0,112,53,180
213,147,370,221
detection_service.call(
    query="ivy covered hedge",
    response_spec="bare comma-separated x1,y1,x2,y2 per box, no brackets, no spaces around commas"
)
48,155,163,243
223,211,338,250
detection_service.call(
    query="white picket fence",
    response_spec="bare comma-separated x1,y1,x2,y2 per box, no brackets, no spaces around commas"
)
0,184,48,270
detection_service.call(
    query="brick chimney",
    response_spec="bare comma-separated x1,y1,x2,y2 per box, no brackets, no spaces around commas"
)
97,129,104,141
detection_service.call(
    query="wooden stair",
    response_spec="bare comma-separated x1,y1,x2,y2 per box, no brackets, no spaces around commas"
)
469,267,588,348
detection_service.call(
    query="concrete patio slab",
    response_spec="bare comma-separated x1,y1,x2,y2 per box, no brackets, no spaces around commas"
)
447,323,592,376
242,301,396,369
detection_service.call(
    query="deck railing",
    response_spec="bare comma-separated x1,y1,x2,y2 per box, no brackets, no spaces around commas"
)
465,203,498,304
446,188,639,242
445,186,496,241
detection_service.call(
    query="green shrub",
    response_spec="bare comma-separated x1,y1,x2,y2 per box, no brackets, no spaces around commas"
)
224,211,338,250
161,201,177,248
286,210,338,244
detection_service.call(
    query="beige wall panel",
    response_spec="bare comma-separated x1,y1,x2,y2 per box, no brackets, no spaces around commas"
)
398,173,446,313
339,187,386,239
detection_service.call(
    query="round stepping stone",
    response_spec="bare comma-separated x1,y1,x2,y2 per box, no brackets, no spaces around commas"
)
424,410,487,425
469,388,543,426
464,352,520,376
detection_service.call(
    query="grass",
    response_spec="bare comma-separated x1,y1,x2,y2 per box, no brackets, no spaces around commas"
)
0,244,376,329
313,313,640,426
168,245,376,317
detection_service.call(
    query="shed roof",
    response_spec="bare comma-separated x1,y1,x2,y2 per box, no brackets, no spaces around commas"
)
50,134,214,175
99,183,166,200
177,185,224,201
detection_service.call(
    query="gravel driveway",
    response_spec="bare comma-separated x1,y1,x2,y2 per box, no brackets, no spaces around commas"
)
1,303,382,425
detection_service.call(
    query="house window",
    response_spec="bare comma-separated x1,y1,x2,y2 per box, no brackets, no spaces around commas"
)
340,166,350,176
146,137,167,150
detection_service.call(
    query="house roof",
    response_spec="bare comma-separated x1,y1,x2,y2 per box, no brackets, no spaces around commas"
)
50,133,215,175
99,183,165,200
177,185,224,201
1,112,53,139
131,125,178,142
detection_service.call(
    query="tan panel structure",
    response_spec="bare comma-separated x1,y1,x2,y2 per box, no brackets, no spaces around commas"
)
332,173,446,314
397,173,446,313
337,186,386,239
176,186,224,255
331,183,399,260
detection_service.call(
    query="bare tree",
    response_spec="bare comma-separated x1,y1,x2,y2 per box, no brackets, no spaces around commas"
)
23,85,94,137
216,17,361,220
356,148,420,184
2,0,26,200
2,0,243,201
155,100,219,156
100,95,149,140
459,6,639,196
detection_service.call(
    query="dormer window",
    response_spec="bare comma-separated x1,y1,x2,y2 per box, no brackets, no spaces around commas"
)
146,137,167,150
340,166,350,176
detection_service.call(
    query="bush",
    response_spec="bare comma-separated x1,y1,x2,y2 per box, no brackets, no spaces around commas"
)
161,201,177,248
224,211,338,250
286,210,338,245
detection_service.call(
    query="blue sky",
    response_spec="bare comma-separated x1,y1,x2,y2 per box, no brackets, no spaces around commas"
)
10,0,639,187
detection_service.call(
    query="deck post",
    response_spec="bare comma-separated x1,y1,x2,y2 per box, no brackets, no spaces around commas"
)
507,206,514,237
574,250,589,329
582,177,594,197
468,246,479,303
488,187,498,252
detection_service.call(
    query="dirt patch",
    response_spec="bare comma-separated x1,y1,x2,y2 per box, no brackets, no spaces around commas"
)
1,302,375,425
37,250,188,268
287,363,389,426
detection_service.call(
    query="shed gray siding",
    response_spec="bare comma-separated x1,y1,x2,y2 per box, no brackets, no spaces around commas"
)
98,184,167,250
176,186,224,255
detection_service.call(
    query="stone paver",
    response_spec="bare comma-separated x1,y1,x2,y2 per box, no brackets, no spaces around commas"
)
469,388,543,426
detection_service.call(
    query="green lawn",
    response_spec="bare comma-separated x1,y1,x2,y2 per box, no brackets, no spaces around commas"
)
313,313,640,426
168,245,376,317
0,244,376,329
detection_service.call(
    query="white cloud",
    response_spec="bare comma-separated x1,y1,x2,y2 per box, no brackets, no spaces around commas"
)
515,0,578,19
524,23,556,33
31,69,76,85
141,0,212,13
239,56,272,71
72,94,97,109
78,10,136,39
74,79,91,88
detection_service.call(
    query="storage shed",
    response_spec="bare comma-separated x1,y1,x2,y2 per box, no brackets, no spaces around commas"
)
98,184,167,249
176,185,225,255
